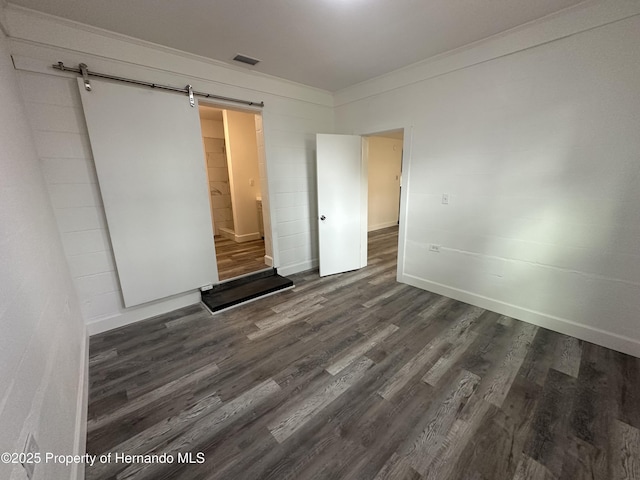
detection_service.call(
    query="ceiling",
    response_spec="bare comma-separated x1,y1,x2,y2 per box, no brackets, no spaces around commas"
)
9,0,586,91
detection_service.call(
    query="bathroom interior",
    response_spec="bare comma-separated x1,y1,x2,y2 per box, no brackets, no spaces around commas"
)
199,105,269,281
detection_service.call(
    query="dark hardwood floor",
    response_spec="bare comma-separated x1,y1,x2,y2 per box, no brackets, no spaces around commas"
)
214,235,267,280
86,227,640,480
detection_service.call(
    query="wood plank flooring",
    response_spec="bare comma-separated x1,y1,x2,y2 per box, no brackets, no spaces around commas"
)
86,227,640,480
214,235,267,280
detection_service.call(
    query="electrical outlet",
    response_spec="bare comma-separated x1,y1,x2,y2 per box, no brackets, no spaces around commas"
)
22,433,38,480
429,244,441,253
441,194,449,205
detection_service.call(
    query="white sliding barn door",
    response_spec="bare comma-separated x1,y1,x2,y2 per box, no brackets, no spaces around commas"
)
78,79,217,307
316,134,367,277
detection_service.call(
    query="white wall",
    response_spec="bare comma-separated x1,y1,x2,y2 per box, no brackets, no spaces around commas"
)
200,118,224,139
0,25,86,480
200,114,232,237
367,136,402,231
336,5,640,356
203,136,233,236
255,113,275,267
6,5,333,333
224,109,262,241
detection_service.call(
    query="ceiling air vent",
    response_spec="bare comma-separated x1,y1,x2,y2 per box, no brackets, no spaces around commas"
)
233,54,260,66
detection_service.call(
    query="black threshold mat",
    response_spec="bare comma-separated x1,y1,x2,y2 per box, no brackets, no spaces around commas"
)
201,268,294,313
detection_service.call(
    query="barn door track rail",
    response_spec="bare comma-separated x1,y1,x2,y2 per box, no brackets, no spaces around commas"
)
52,62,265,108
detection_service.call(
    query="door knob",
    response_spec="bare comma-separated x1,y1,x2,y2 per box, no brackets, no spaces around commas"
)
320,215,326,221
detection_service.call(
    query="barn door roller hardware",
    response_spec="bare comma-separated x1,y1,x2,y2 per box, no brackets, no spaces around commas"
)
51,62,265,108
188,85,195,107
79,63,91,91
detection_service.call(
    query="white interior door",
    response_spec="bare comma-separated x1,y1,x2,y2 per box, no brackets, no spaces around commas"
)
316,134,367,277
78,79,218,307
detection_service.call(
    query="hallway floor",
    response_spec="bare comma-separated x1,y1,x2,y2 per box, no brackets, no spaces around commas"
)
214,235,267,280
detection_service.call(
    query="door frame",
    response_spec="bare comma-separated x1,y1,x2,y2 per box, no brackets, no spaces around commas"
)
197,100,279,282
360,125,413,282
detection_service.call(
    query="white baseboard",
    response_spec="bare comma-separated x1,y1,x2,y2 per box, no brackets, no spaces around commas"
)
277,258,319,277
368,220,398,232
219,227,261,243
86,291,201,335
71,328,89,480
400,273,640,358
234,231,261,243
264,255,273,267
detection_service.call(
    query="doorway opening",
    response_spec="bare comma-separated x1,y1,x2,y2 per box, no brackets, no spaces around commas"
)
198,105,272,281
315,129,405,277
364,129,404,264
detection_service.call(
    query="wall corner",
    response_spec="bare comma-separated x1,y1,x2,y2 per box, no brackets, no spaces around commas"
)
70,327,89,480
